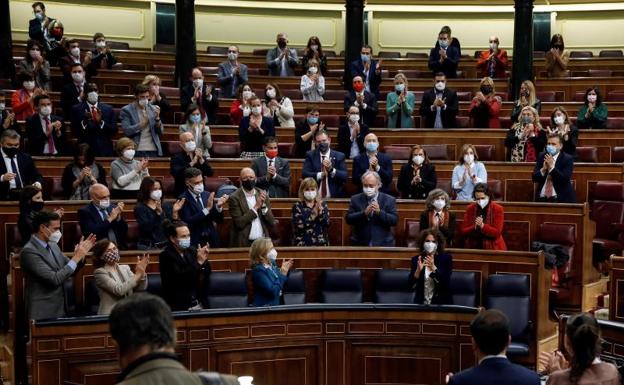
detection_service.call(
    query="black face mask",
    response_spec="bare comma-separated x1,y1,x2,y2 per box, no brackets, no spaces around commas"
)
553,45,563,50
3,147,18,158
480,86,493,95
317,142,329,153
242,179,256,191
520,91,529,98
31,201,45,212
278,40,287,49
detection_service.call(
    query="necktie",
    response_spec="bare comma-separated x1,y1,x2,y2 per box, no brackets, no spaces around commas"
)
91,106,97,121
434,93,444,129
320,155,328,198
100,54,108,69
45,245,57,266
196,194,205,209
10,156,22,188
544,174,555,198
44,117,56,154
268,159,273,168
100,208,118,242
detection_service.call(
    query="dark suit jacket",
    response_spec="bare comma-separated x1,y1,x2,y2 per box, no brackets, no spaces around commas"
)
0,151,43,200
352,152,393,194
343,91,378,127
428,45,460,78
349,59,382,99
294,119,326,158
397,163,437,199
419,88,459,128
251,156,291,198
302,149,348,198
346,192,398,246
70,102,116,156
228,187,277,247
29,18,46,42
532,151,576,203
337,122,368,159
25,114,67,156
238,116,275,153
86,49,117,77
178,189,224,247
448,356,540,385
77,202,128,249
408,252,452,304
159,243,211,311
0,110,18,132
61,82,84,119
181,83,219,124
169,153,214,196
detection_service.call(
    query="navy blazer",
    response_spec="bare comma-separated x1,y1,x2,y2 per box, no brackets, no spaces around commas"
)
352,152,393,194
178,189,224,247
419,88,459,129
532,151,576,203
346,192,398,246
448,356,540,385
252,263,288,306
428,45,461,78
70,102,116,156
25,113,67,156
60,82,84,120
0,151,43,200
181,83,219,124
302,149,348,198
29,18,46,42
337,122,369,159
349,59,382,99
77,202,128,249
238,116,275,153
343,91,378,127
169,153,214,196
408,252,453,304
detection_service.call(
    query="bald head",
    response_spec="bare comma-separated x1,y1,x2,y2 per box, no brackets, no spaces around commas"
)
364,133,379,153
240,167,255,179
179,132,193,142
89,183,110,202
489,36,500,48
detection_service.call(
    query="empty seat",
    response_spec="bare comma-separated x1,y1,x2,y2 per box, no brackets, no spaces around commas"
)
456,92,472,102
405,221,421,248
485,274,531,357
487,179,503,201
599,50,623,57
533,51,545,58
283,270,306,305
473,145,494,162
152,64,175,72
588,69,612,77
324,50,336,58
323,89,347,101
126,221,139,250
61,222,82,252
204,176,229,192
210,141,241,158
319,269,363,303
165,140,182,156
574,91,586,102
278,142,295,158
252,48,269,56
322,115,340,128
384,146,410,161
159,86,179,98
282,89,301,100
84,278,100,315
606,117,624,130
449,271,479,307
206,46,228,55
42,176,64,200
608,92,624,102
406,52,428,59
455,116,470,128
570,51,593,58
205,272,248,309
536,91,556,102
613,147,624,162
422,144,449,160
379,51,401,58
591,182,624,266
146,273,162,296
374,269,414,303
576,146,598,163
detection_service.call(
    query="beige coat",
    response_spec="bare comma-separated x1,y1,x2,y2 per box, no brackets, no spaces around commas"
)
94,264,147,315
547,362,620,385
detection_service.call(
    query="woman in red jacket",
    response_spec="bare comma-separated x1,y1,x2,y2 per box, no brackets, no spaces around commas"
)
12,71,41,120
229,83,254,125
468,77,501,128
459,182,507,250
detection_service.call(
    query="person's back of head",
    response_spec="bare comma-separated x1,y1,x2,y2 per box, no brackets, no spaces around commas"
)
470,309,510,357
566,312,602,384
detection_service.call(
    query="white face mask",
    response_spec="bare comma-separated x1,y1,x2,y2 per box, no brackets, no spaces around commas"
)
554,116,565,126
193,79,203,89
192,183,204,194
477,198,489,209
464,154,474,164
242,106,251,117
23,81,35,91
304,190,317,201
267,248,278,262
412,155,424,165
138,99,149,108
184,141,197,152
70,47,80,57
150,189,162,201
433,199,446,211
98,198,110,209
71,72,84,83
435,82,446,92
587,94,597,103
39,106,51,116
265,89,276,99
363,187,376,197
423,241,437,254
349,114,360,123
310,45,319,51
242,90,252,100
30,49,41,59
490,43,498,51
123,149,135,160
228,52,238,61
87,91,98,104
308,66,318,75
0,103,5,111
95,41,106,49
251,106,262,116
47,228,62,244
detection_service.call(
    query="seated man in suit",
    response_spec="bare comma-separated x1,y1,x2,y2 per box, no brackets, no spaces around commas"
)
178,167,227,247
217,45,249,98
447,309,540,385
181,67,219,124
86,32,117,78
60,63,86,119
428,30,460,78
170,132,214,196
266,32,298,77
302,130,348,198
344,76,378,127
419,73,459,129
0,129,43,201
25,94,67,156
78,183,128,249
20,210,96,320
346,171,398,246
229,167,276,247
121,84,164,157
349,45,382,99
70,83,116,157
352,133,393,194
337,105,369,159
251,136,291,198
532,133,576,203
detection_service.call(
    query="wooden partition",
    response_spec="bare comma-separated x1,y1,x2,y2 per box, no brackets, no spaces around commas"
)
609,256,624,322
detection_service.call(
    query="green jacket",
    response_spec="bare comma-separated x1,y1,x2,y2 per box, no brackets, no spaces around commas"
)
386,91,416,128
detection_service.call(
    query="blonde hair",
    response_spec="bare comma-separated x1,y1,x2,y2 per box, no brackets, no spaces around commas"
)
298,177,318,201
516,106,543,130
480,77,495,95
249,237,274,267
115,137,135,155
142,75,161,87
459,143,478,165
519,80,537,107
394,73,408,88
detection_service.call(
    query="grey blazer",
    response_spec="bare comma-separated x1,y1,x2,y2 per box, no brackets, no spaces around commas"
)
217,61,249,98
20,235,75,320
120,102,164,155
251,156,291,198
266,47,298,76
94,264,147,315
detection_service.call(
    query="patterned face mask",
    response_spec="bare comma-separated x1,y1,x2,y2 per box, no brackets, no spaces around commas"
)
103,249,120,264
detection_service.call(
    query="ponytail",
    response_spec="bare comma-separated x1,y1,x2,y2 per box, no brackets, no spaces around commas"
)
567,313,601,384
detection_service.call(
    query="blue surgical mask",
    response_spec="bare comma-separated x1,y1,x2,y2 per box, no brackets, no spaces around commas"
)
546,145,558,156
178,238,191,249
190,114,201,124
360,54,370,63
522,116,532,125
439,40,449,49
366,142,378,152
307,116,318,125
395,84,405,93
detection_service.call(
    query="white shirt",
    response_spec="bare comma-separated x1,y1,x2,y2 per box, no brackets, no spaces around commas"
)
1,148,21,189
39,114,57,155
316,150,336,197
82,102,105,130
348,123,360,159
539,151,560,197
245,190,264,240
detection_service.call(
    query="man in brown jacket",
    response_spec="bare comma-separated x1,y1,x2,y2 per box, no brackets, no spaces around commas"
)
229,167,276,247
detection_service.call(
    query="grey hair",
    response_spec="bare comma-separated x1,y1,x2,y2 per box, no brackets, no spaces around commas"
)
1,129,20,141
361,170,382,187
425,188,451,211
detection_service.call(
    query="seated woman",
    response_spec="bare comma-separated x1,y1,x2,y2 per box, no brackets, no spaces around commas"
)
230,83,254,125
18,185,64,246
408,229,452,305
419,189,456,246
468,77,501,128
250,237,294,306
452,144,487,201
134,177,167,250
262,82,295,128
547,106,578,158
577,87,608,130
179,103,212,158
544,34,570,78
295,105,325,158
110,137,149,199
300,59,325,102
12,71,40,121
386,73,416,128
93,239,149,315
547,313,620,385
19,39,51,91
398,145,437,199
505,106,546,162
292,177,330,246
61,143,107,200
510,80,541,123
301,36,328,76
459,183,507,250
143,74,172,118
238,96,275,159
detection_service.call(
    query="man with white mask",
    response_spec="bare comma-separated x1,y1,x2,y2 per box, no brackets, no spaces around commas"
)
170,132,214,196
121,84,164,157
60,63,87,119
21,210,96,320
217,45,248,98
70,83,116,156
181,67,219,124
346,170,398,247
78,183,129,248
25,93,66,156
419,72,458,129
